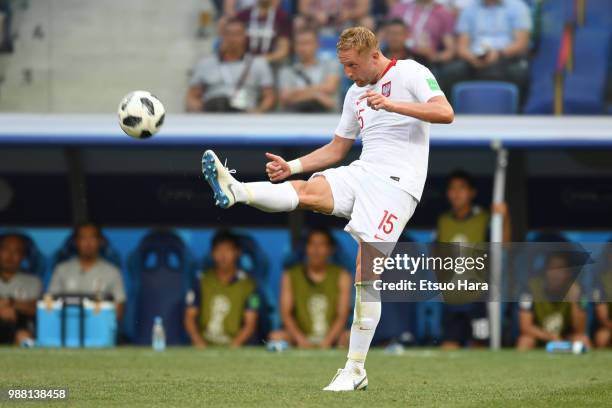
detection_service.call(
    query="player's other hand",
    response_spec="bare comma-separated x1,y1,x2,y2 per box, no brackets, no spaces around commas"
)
360,90,394,112
265,152,291,182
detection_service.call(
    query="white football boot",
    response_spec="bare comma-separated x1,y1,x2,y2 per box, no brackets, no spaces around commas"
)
201,149,240,209
322,367,368,392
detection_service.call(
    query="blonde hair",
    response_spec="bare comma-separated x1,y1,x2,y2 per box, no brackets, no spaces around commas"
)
336,26,379,54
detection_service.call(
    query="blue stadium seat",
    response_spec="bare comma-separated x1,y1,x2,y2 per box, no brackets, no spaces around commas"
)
415,300,443,344
452,81,519,114
584,0,612,28
125,230,196,345
374,302,417,345
539,0,573,36
318,34,339,61
202,232,278,340
529,34,563,78
563,28,612,114
375,233,432,345
524,33,562,114
0,231,46,279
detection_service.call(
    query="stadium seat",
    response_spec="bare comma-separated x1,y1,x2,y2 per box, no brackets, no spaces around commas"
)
584,0,612,29
375,233,434,345
374,302,417,345
125,230,196,345
415,300,443,344
0,231,46,279
317,34,339,61
563,28,612,114
452,81,519,114
539,0,573,36
202,232,278,341
524,33,563,114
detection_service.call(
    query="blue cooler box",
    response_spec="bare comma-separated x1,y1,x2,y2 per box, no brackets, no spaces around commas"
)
36,299,117,348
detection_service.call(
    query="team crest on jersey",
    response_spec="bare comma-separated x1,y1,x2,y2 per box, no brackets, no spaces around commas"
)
382,81,392,97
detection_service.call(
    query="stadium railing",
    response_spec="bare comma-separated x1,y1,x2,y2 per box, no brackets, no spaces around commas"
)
1,114,611,147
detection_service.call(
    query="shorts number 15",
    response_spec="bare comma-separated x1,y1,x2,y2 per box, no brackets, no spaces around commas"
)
377,210,398,235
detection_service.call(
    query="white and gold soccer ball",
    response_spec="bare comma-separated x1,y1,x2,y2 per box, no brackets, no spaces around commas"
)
117,91,165,139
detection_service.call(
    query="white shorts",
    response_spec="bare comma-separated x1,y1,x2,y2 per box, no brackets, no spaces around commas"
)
311,162,418,245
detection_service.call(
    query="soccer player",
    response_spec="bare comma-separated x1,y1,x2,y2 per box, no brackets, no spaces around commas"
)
202,26,454,391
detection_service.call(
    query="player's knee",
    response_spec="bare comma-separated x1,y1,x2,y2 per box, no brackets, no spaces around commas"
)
290,181,311,205
292,180,321,210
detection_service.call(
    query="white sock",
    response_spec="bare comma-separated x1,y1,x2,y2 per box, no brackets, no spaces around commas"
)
345,283,381,373
233,181,299,212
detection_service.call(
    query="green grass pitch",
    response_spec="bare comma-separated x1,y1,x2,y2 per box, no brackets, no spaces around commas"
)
1,347,612,407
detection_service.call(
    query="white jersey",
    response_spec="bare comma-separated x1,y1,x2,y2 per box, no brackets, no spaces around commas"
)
334,59,445,202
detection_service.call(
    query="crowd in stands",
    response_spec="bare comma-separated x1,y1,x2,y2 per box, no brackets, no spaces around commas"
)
2,170,612,350
186,0,612,114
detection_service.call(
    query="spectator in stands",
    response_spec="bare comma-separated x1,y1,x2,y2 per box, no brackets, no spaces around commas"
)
387,0,456,68
294,0,374,34
236,0,291,64
278,28,341,112
593,250,612,348
48,223,126,320
270,228,351,349
380,19,420,62
516,253,591,350
0,235,41,345
186,19,275,113
437,170,511,349
449,0,531,95
184,230,259,348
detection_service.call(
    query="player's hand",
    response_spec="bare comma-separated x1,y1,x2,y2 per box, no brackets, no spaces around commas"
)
360,90,394,112
265,152,291,182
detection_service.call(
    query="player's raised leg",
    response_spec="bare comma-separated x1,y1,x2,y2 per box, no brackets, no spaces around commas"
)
202,149,334,213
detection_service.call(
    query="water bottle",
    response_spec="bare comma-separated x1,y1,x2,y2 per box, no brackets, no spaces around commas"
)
266,340,289,352
545,340,586,354
152,316,166,352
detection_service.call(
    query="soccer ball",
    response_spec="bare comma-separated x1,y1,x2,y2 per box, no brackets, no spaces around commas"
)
117,91,165,138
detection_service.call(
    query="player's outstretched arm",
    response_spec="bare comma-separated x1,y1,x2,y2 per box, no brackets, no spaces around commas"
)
362,92,454,124
265,135,354,182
